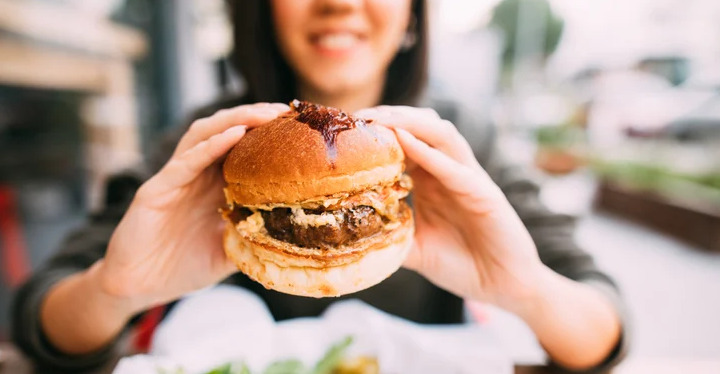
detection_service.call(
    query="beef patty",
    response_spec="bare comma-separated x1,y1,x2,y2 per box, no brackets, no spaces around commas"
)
226,201,408,248
262,205,385,248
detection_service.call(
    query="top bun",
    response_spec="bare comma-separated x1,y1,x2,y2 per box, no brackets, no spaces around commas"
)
223,101,404,205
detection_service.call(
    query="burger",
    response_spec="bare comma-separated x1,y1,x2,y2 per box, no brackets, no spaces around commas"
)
221,100,414,298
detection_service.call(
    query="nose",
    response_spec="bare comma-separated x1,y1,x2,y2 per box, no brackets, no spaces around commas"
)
314,0,362,15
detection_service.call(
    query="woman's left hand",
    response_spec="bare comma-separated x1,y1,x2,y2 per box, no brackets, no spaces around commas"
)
356,106,548,312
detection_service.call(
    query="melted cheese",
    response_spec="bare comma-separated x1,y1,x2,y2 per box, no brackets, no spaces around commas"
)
345,184,409,221
236,211,264,233
290,208,342,227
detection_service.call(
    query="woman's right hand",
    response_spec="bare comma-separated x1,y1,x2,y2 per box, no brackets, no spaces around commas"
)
97,103,289,315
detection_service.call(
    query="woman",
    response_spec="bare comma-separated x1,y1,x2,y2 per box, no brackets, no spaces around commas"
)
12,0,626,372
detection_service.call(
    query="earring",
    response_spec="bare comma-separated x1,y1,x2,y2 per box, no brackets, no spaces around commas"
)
400,15,418,52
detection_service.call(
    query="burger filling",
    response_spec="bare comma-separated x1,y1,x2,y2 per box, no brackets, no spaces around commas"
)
222,179,411,249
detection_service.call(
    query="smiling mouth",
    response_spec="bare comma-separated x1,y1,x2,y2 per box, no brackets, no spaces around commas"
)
311,32,364,52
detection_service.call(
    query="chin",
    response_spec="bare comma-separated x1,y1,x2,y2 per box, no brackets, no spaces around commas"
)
307,71,376,97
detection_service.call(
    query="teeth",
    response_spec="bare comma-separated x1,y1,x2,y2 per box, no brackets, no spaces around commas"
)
316,33,358,50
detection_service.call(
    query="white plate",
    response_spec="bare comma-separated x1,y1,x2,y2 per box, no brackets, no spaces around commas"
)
113,286,513,374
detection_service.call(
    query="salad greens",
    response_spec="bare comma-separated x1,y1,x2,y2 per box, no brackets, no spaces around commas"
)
311,336,354,374
262,360,305,374
159,336,354,374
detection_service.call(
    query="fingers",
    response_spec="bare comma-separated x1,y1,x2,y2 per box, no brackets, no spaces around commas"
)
147,125,247,194
174,103,289,157
355,106,477,167
141,102,290,200
395,128,501,199
395,128,469,188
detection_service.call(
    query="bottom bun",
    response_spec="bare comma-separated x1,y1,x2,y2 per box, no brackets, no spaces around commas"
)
223,218,414,298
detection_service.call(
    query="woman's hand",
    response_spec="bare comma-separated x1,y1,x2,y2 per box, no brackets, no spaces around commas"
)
357,106,623,370
40,103,290,355
99,103,290,314
355,106,545,312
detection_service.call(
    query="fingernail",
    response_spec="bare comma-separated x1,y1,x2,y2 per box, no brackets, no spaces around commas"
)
264,103,288,111
225,125,246,135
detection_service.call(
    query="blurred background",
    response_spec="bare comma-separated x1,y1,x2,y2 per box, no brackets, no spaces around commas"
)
1,0,719,366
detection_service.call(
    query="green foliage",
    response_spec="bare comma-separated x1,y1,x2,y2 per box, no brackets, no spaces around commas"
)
490,0,565,66
691,173,720,190
534,125,585,149
592,160,720,193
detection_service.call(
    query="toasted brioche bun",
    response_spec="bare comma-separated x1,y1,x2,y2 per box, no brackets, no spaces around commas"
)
223,113,404,206
224,213,413,298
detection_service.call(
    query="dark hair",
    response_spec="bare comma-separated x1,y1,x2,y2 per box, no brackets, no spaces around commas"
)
228,0,428,106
